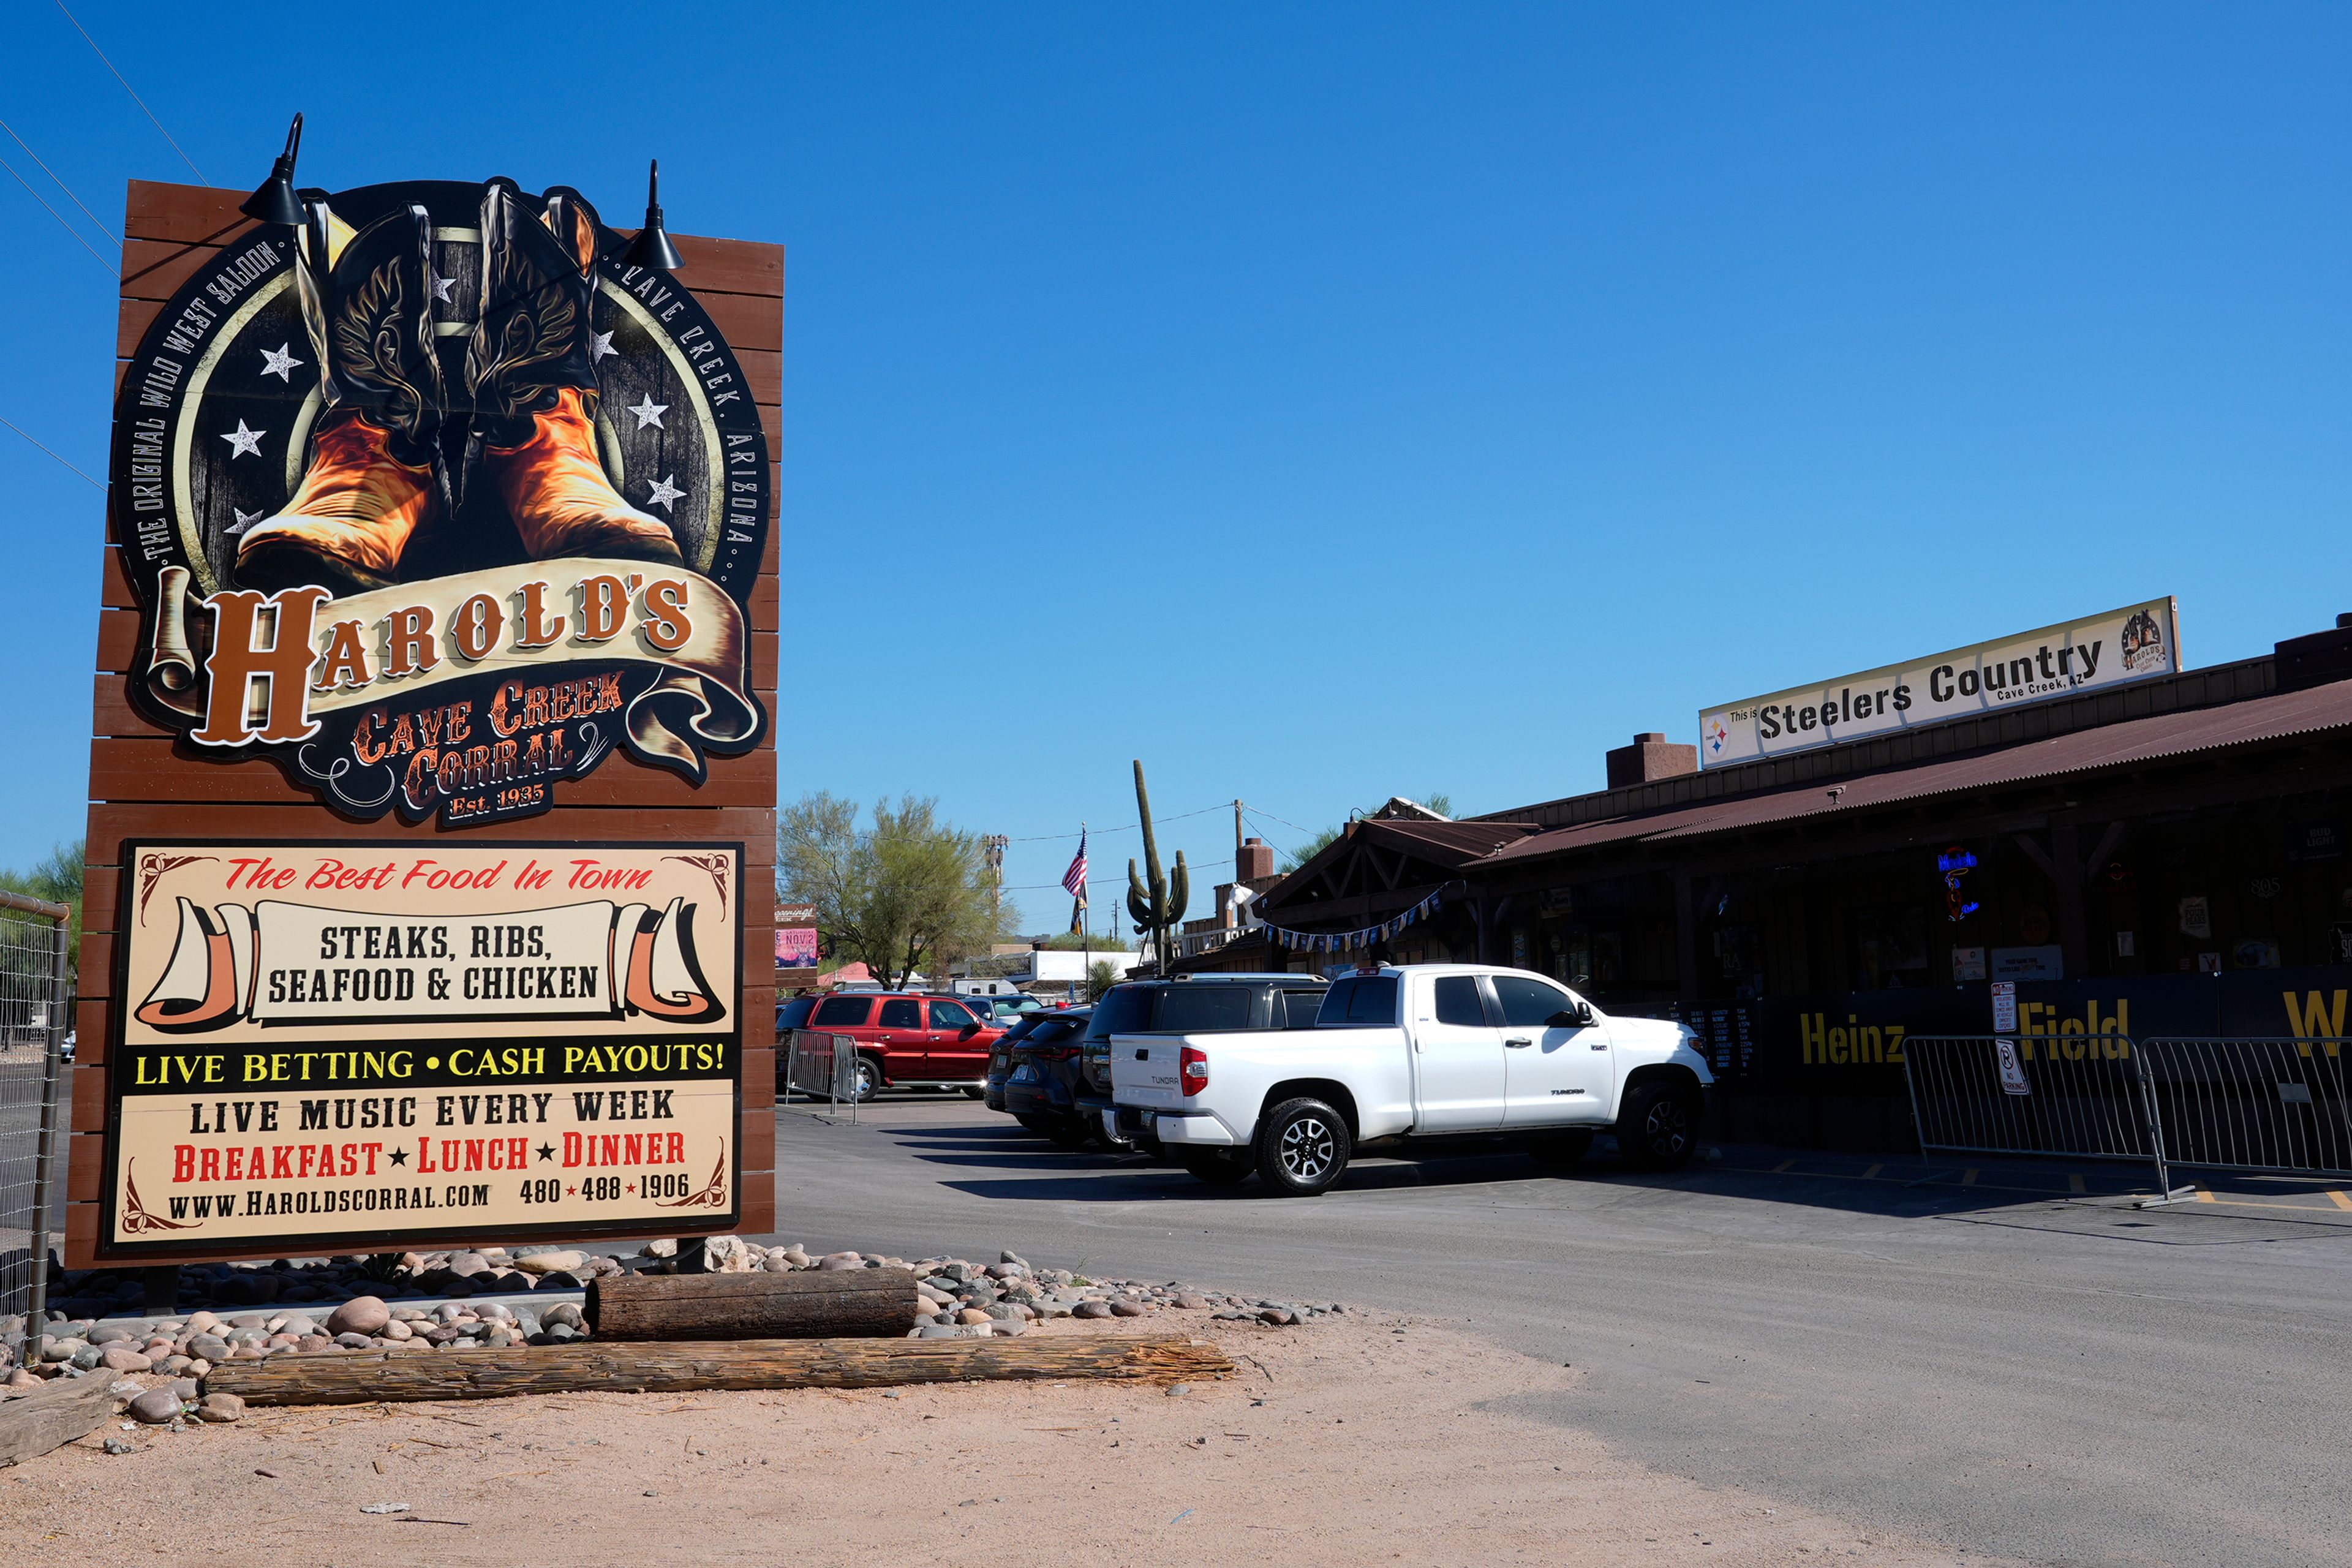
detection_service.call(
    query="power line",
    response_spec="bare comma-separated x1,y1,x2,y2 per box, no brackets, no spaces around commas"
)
0,115,116,245
53,0,206,183
0,148,115,276
1001,803,1232,842
0,415,103,489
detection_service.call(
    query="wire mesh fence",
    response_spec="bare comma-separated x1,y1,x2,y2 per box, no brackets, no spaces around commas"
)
0,893,71,1373
2136,1038,2352,1177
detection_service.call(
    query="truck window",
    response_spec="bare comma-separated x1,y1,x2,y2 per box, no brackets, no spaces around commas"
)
811,996,871,1027
929,999,978,1028
1085,985,1153,1042
1155,986,1254,1032
1276,989,1326,1028
878,998,922,1029
1317,976,1398,1026
1489,975,1570,1027
1432,975,1487,1027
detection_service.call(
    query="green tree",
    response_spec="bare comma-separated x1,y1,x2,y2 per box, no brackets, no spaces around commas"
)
777,796,1014,988
1280,826,1340,873
0,839,84,980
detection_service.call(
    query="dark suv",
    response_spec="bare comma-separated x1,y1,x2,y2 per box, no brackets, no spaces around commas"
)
998,1009,1095,1141
1074,975,1330,1149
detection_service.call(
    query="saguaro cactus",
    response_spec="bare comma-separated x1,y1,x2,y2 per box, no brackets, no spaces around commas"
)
1125,758,1189,972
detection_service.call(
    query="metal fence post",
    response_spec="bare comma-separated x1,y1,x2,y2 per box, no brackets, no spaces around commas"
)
2128,1045,2195,1208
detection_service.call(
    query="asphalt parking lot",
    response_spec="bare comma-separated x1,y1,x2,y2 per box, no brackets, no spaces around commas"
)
766,1093,2352,1568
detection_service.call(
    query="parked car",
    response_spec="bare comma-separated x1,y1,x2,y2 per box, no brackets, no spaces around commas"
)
986,993,1048,1022
1069,974,1332,1151
984,1010,1059,1112
1000,1009,1095,1140
1113,964,1714,1194
801,991,1006,1101
773,997,819,1087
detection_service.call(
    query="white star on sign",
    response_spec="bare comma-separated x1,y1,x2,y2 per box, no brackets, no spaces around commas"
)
644,473,684,512
221,421,266,459
431,273,455,303
226,508,264,536
258,343,303,382
626,394,668,430
589,329,617,363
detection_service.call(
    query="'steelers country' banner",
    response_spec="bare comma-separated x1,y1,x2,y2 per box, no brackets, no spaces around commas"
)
1698,598,2180,767
106,841,742,1253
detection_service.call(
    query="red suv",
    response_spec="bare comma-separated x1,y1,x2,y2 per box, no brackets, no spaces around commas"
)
801,992,1005,1101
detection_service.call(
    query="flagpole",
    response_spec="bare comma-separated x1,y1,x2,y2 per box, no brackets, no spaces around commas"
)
1079,821,1089,1004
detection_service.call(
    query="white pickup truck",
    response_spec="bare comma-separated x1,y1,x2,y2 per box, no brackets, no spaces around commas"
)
1111,964,1714,1195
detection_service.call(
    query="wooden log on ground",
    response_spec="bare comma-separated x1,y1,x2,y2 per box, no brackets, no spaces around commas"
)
203,1333,1232,1407
586,1267,919,1340
0,1374,145,1468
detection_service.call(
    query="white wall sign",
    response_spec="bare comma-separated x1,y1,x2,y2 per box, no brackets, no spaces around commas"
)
1698,598,2179,767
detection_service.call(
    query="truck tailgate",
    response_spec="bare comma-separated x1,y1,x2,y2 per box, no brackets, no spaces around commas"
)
1109,1033,1186,1109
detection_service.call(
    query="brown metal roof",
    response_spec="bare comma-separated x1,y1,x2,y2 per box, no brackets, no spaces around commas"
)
1357,819,1539,861
1488,677,2352,865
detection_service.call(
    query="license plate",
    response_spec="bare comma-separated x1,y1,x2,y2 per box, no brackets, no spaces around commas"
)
1010,1065,1037,1083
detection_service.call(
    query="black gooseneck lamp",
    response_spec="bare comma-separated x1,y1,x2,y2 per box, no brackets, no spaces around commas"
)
240,113,306,225
621,158,686,271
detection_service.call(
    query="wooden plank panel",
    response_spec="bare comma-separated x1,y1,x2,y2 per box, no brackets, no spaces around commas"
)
87,736,774,808
68,1133,104,1198
90,674,173,739
97,607,139,672
124,181,251,246
738,347,779,407
65,1203,96,1257
741,1111,775,1175
71,1063,105,1134
696,291,782,353
103,546,136,608
742,1053,774,1112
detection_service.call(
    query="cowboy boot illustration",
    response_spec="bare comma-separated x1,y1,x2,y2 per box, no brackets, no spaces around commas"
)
235,202,447,596
467,179,684,565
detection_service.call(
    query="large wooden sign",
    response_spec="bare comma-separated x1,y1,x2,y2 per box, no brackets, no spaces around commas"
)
72,178,781,1267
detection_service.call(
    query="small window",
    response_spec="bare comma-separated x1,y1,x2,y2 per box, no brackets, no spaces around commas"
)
1432,975,1487,1027
1490,975,1570,1028
1277,989,1327,1029
1317,976,1400,1026
878,998,922,1029
1155,986,1255,1032
929,1000,978,1029
1085,985,1155,1041
811,996,870,1027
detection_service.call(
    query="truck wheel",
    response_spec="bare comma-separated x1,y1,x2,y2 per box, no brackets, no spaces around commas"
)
1617,1082,1697,1171
1530,1129,1594,1171
1254,1098,1351,1196
1177,1148,1251,1185
851,1055,882,1103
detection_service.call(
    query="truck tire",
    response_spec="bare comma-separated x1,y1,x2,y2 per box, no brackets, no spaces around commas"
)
1616,1081,1698,1171
1254,1097,1352,1196
852,1055,883,1102
1529,1129,1594,1171
1177,1148,1251,1185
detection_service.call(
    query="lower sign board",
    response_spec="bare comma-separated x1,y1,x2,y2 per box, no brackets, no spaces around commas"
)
104,840,742,1256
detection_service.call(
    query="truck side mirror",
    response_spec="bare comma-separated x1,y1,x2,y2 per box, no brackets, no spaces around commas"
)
1548,1005,1594,1028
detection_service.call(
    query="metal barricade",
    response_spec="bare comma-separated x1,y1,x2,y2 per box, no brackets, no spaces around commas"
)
0,892,72,1374
1901,1033,2184,1199
782,1028,859,1120
2135,1037,2352,1178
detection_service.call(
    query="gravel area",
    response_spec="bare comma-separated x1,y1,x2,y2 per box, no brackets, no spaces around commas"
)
3,1238,1333,1393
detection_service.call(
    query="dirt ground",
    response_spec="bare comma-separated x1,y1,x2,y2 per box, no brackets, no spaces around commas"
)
0,1313,2004,1567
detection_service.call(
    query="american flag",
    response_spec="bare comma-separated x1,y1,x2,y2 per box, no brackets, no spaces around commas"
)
1061,830,1089,902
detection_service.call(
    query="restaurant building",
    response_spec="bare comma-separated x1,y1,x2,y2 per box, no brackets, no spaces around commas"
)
1231,607,2352,1149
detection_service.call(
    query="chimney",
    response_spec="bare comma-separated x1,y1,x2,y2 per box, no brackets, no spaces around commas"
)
1237,836,1273,883
1606,731,1698,788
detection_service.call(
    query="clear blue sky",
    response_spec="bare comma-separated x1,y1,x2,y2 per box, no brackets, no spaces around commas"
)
3,4,2346,929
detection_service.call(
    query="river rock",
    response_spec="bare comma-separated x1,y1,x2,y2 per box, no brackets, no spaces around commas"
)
1073,1301,1114,1320
197,1392,245,1423
1109,1300,1146,1317
129,1388,183,1424
98,1346,153,1373
513,1250,584,1276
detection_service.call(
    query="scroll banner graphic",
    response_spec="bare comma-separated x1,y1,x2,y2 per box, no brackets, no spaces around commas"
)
143,557,758,778
136,894,725,1033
